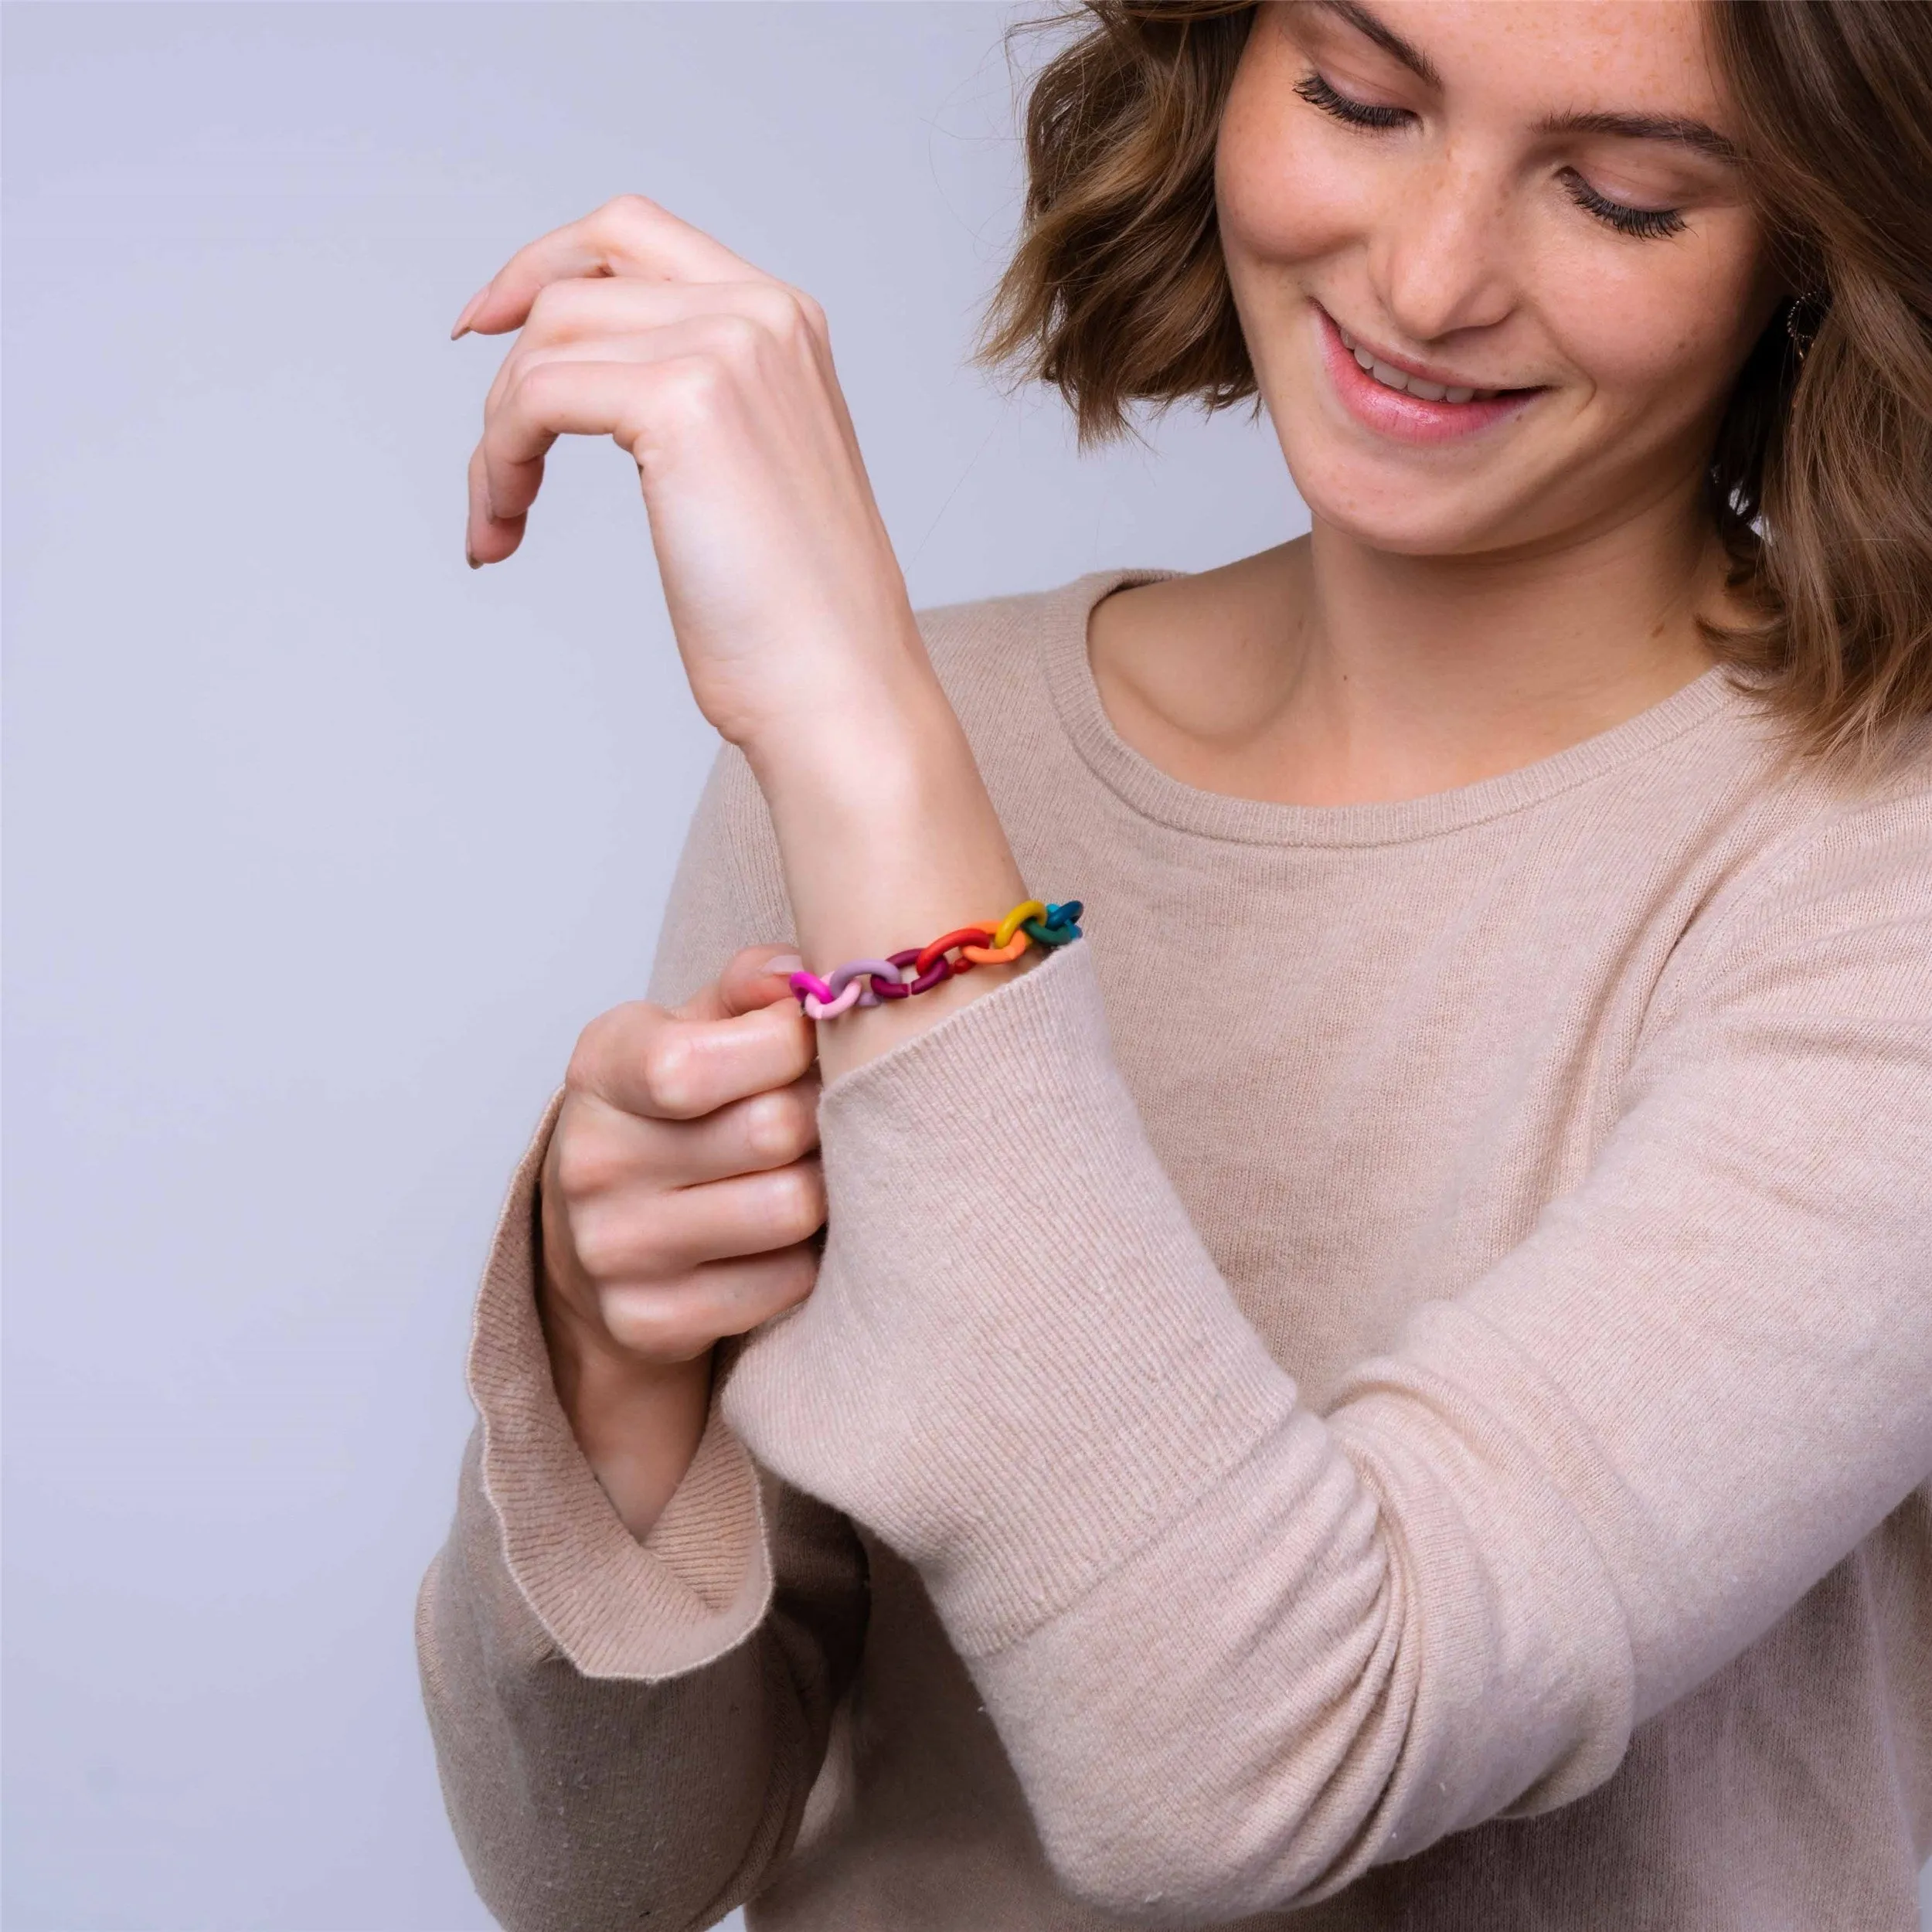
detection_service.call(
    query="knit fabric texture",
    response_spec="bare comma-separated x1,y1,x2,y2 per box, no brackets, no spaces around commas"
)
418,571,1932,1931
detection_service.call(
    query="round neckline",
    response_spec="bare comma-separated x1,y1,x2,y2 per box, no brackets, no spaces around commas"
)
1037,567,1748,849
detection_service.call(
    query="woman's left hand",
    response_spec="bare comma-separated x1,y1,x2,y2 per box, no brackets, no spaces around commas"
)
454,195,934,763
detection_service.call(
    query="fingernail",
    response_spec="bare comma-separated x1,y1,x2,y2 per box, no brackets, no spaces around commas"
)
766,954,803,975
449,285,490,340
466,549,481,570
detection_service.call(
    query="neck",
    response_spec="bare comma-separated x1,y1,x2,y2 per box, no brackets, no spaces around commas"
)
1091,481,1731,808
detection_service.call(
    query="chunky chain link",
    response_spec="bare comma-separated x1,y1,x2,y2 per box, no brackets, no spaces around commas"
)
787,900,1083,1019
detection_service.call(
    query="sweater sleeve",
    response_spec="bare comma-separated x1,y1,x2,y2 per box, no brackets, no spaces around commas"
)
416,747,869,1932
717,781,1932,1920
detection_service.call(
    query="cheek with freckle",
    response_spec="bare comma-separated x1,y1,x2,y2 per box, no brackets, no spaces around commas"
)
1533,219,1777,458
1214,61,1367,321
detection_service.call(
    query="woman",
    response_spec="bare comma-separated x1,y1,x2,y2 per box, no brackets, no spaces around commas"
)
418,3,1932,1927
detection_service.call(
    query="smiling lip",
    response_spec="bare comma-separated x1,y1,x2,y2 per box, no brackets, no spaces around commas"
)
1315,306,1539,445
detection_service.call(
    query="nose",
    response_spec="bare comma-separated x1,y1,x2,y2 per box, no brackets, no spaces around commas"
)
1366,141,1517,345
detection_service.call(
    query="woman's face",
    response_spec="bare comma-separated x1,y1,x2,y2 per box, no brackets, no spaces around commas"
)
1217,0,1783,558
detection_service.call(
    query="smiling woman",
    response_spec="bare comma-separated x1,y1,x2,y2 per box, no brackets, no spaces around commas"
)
992,0,1931,775
417,5,1932,1930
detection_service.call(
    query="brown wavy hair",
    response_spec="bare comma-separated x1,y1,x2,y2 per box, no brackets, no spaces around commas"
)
981,1,1932,769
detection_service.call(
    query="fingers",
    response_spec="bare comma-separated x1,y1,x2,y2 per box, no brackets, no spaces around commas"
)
466,440,525,565
595,1244,821,1361
546,949,827,1366
451,194,760,340
556,1075,821,1193
569,995,815,1121
480,294,823,523
470,333,735,558
672,944,807,1024
481,277,825,421
712,944,806,1021
469,339,856,568
682,1080,822,1182
455,209,838,565
478,348,688,528
573,1159,827,1281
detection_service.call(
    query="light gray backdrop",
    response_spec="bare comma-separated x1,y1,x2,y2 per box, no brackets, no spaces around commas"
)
3,4,1300,1927
5,7,1926,1932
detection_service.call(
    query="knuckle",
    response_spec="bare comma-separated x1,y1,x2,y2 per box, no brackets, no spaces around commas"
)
742,283,799,336
574,1204,672,1285
598,192,656,232
743,1090,808,1165
563,1029,601,1096
564,1006,622,1094
569,1206,628,1283
551,1125,621,1206
523,281,573,335
512,355,570,410
770,1162,827,1240
641,1034,697,1115
656,355,729,424
600,1287,701,1362
708,311,764,362
780,283,828,340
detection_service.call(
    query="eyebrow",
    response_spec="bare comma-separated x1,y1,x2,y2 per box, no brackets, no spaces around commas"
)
1539,110,1740,164
1305,2,1740,165
1308,0,1442,89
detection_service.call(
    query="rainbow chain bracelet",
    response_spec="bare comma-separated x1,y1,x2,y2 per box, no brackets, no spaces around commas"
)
787,899,1083,1019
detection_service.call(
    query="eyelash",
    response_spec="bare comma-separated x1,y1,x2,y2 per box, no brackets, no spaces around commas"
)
1292,70,1690,242
1559,174,1687,240
1293,70,1408,131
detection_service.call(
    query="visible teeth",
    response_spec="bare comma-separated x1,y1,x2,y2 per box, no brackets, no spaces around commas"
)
1338,321,1488,404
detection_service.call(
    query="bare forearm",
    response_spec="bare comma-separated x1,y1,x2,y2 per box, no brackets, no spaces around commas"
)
744,650,1034,1088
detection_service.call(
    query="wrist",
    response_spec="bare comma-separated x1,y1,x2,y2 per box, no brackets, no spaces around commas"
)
568,1353,712,1468
554,1342,715,1540
736,651,963,802
727,632,1042,1087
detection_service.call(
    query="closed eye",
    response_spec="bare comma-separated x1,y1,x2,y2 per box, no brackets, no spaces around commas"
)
1561,170,1687,240
1294,70,1413,132
1297,63,1691,241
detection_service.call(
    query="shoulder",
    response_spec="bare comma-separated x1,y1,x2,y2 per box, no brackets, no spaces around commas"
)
1714,721,1932,914
1651,717,1932,1024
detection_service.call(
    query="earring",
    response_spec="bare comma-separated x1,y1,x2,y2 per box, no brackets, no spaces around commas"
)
1786,289,1829,362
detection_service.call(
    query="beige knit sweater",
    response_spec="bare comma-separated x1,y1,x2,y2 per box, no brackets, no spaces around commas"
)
418,570,1932,1932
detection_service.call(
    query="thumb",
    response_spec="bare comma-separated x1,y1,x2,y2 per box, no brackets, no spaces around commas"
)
707,944,806,1021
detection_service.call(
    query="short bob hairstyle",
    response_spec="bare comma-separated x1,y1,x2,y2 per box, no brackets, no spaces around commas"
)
984,1,1932,770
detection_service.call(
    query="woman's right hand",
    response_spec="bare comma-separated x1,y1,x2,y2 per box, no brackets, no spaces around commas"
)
538,944,825,1539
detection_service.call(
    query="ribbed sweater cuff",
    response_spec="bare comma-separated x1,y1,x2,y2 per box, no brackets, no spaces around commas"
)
723,940,1298,1656
466,1094,773,1679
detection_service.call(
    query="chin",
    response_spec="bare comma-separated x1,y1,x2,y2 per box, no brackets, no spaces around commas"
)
1286,455,1539,560
1264,376,1561,557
